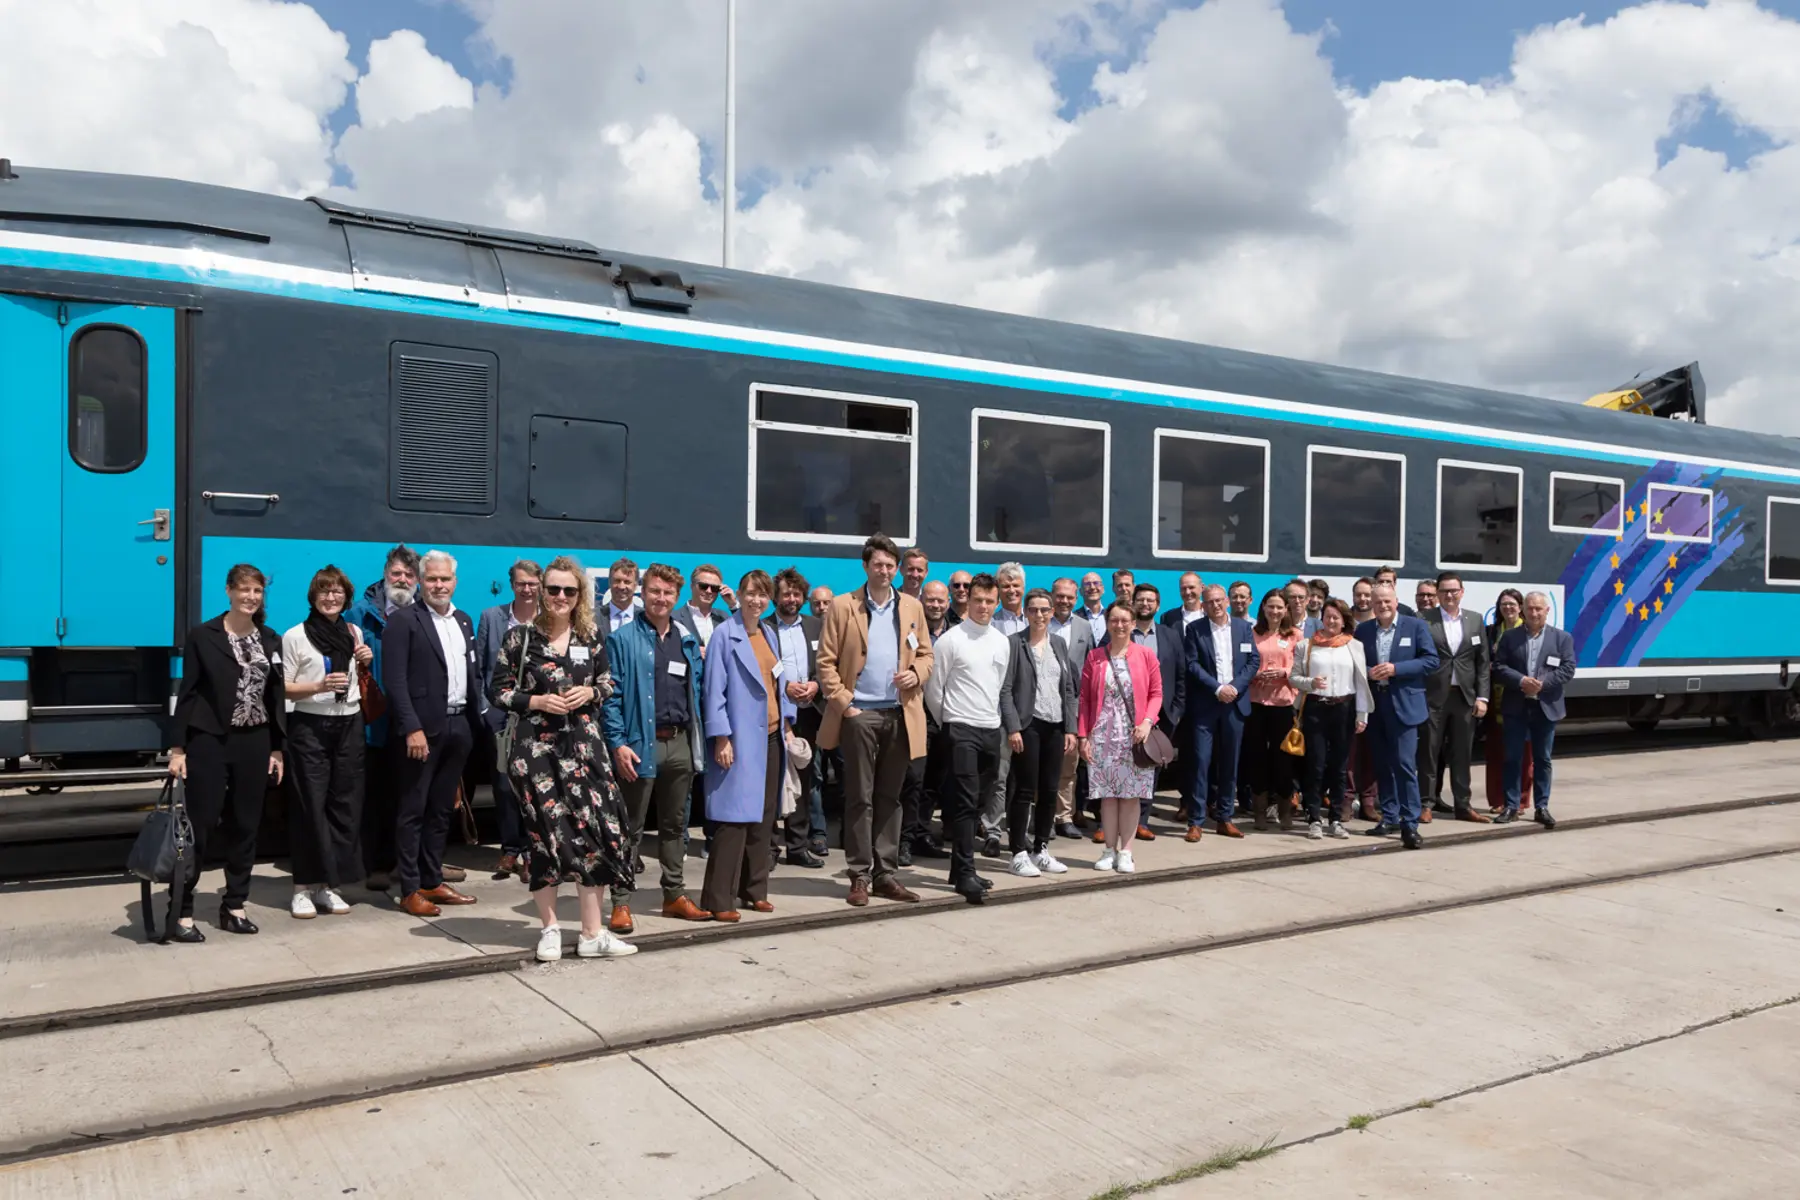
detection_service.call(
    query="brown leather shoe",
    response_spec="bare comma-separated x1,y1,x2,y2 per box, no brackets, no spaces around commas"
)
1456,807,1493,824
440,865,467,883
493,852,520,881
399,891,441,917
873,879,920,904
1420,807,1434,824
1092,829,1106,843
1184,824,1203,843
1135,824,1157,841
662,896,712,921
742,900,775,914
1278,795,1296,832
847,878,871,907
420,884,477,905
608,904,635,934
712,910,742,923
1358,801,1381,823
1216,822,1245,839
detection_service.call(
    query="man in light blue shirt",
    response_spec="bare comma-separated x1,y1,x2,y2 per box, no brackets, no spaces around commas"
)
1078,572,1108,644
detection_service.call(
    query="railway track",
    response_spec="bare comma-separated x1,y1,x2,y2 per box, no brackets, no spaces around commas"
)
2,792,1797,1166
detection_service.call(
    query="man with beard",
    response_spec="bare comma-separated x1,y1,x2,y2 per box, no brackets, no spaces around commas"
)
348,544,419,890
767,568,827,869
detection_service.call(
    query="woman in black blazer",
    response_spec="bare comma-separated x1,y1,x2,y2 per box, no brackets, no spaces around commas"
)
998,588,1079,877
166,564,287,941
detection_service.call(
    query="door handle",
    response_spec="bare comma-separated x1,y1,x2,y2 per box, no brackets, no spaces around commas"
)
137,509,171,541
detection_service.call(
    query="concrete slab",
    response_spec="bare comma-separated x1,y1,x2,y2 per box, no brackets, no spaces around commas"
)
1165,1002,1800,1198
5,740,1795,1025
3,827,1799,1195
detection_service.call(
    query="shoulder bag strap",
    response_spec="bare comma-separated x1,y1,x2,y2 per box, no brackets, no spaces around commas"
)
1105,652,1138,725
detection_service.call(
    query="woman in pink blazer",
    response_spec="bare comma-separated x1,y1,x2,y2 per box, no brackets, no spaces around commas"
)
1077,601,1163,873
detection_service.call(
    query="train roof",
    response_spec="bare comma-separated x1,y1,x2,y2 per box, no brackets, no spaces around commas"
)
1,162,1786,470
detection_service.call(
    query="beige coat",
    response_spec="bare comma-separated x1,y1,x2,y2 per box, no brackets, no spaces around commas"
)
815,586,934,756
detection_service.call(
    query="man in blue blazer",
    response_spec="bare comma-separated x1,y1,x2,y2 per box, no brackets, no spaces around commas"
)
1491,591,1577,829
1354,582,1440,848
1182,584,1260,839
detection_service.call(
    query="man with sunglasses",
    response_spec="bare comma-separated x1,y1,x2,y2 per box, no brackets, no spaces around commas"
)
947,570,972,625
675,564,736,655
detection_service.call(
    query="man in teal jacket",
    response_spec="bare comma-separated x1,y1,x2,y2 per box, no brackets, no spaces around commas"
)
602,562,708,930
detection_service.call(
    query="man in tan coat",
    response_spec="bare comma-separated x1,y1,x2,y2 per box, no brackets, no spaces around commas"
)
817,533,935,906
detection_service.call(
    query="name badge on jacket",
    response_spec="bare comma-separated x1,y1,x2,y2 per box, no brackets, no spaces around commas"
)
668,660,688,678
570,646,590,664
907,631,920,651
1239,643,1251,653
1400,638,1412,647
1546,656,1562,668
1471,635,1481,645
771,661,785,679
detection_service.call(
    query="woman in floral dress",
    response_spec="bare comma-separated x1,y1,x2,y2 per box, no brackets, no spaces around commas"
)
1076,600,1162,875
489,555,638,962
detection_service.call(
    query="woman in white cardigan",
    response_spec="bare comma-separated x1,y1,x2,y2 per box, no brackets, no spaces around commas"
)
1288,597,1372,840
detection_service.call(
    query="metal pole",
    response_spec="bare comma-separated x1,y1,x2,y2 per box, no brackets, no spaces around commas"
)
723,0,737,268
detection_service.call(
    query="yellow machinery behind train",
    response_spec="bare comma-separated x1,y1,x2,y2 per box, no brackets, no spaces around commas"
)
1584,362,1706,421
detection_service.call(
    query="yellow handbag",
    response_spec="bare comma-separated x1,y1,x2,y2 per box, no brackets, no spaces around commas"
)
1279,644,1307,756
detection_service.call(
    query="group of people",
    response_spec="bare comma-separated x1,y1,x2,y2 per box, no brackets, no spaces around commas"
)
161,537,1575,958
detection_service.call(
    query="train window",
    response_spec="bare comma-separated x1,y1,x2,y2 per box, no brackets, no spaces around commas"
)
1549,472,1623,536
1646,483,1713,544
1436,460,1522,571
970,409,1109,555
1305,447,1404,566
1152,430,1268,561
748,384,916,544
68,326,147,473
388,342,498,515
1767,499,1800,586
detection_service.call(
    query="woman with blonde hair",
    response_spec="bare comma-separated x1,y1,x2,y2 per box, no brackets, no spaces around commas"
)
488,555,637,961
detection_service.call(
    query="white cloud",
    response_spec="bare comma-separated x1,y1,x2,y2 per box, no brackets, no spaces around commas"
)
7,0,1800,435
355,29,475,128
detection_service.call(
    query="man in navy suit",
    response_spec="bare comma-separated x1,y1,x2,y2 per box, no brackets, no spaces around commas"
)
1354,582,1440,849
384,550,486,915
1492,591,1577,829
1182,584,1260,839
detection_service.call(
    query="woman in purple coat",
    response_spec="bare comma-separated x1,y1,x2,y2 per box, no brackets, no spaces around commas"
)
699,570,793,921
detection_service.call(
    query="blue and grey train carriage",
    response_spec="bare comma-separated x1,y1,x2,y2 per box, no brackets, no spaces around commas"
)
2,160,1798,785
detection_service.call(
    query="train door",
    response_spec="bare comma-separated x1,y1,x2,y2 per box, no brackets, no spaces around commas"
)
56,302,177,647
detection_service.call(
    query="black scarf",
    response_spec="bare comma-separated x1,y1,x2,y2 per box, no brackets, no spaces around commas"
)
304,607,356,675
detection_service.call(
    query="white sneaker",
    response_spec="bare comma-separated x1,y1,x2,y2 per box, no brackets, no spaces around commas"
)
1328,821,1350,840
536,926,563,962
1095,848,1116,871
1115,850,1136,874
289,891,317,919
1307,821,1323,841
312,888,350,915
1010,850,1041,878
1033,850,1068,875
577,929,639,959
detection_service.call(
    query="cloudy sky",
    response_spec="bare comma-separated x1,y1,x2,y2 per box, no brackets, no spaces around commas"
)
5,0,1800,432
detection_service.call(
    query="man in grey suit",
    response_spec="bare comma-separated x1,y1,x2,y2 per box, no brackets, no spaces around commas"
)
1420,571,1492,824
1492,592,1577,828
473,558,540,876
1049,577,1096,837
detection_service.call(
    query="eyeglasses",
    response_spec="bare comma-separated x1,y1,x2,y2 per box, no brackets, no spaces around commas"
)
695,581,721,592
542,585,580,598
949,581,970,591
316,588,345,598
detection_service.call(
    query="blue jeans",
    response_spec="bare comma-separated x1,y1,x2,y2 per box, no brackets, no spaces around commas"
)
1502,703,1557,811
1371,710,1422,831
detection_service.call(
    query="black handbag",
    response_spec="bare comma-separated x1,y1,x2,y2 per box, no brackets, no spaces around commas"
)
126,777,194,943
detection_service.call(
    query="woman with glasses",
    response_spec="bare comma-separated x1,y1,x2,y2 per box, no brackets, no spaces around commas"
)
281,565,373,919
1244,588,1301,831
166,564,286,941
1484,587,1533,813
489,556,638,961
1077,601,1162,873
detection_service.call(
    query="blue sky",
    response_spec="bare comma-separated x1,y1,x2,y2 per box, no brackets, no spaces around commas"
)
312,0,1797,168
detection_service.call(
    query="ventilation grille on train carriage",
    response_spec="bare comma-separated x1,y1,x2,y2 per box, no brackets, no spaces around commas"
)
388,343,498,514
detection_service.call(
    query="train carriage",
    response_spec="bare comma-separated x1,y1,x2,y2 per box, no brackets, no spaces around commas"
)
3,161,1799,789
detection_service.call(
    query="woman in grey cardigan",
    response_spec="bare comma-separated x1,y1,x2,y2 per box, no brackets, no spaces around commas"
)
999,588,1080,877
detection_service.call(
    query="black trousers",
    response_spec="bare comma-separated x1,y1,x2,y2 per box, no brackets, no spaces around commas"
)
361,742,399,878
904,714,950,845
943,722,999,888
286,711,366,889
1243,702,1298,798
1300,700,1355,824
1007,717,1066,855
1422,693,1477,807
394,717,475,895
183,725,271,918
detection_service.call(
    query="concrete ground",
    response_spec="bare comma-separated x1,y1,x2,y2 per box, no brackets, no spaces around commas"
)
2,797,1799,1196
1,736,1790,1026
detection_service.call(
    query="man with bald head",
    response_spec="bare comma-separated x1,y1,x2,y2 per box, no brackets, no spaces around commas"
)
1492,592,1575,829
1353,582,1439,849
